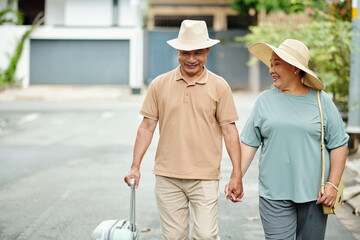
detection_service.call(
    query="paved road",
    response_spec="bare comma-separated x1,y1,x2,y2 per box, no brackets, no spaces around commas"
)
0,93,358,239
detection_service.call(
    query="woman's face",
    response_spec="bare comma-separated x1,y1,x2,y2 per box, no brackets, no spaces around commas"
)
269,52,297,91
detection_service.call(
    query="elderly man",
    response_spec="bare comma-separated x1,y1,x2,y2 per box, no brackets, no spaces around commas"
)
124,19,243,240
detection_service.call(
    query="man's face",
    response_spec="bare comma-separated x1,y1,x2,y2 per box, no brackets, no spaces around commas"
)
178,48,210,78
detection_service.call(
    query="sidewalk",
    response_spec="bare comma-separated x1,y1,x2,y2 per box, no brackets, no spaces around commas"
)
344,148,360,214
342,148,360,240
0,85,141,101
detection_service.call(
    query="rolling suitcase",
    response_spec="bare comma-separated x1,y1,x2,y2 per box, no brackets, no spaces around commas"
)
91,178,140,240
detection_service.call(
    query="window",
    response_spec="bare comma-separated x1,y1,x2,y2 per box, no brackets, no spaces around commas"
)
154,15,214,28
227,15,253,29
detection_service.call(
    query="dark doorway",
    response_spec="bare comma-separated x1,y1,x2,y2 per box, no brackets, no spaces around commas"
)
18,0,45,25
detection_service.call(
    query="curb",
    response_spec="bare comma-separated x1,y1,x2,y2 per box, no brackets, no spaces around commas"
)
344,150,360,215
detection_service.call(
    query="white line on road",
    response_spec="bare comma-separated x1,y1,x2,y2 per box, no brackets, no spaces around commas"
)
101,112,114,120
18,113,39,125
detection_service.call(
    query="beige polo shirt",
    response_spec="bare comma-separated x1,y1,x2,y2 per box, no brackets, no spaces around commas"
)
140,66,238,180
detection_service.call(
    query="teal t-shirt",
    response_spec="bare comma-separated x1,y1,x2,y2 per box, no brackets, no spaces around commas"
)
240,87,349,203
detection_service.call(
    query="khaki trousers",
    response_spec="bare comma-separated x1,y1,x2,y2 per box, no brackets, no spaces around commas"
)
155,175,221,240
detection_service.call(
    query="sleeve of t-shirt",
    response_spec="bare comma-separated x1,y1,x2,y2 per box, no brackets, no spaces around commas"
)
139,81,159,120
322,91,349,149
240,97,263,148
216,86,239,126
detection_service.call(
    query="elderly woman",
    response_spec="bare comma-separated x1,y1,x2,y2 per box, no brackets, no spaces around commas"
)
226,39,349,240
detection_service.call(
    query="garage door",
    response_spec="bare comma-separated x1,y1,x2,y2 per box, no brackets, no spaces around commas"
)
30,39,130,85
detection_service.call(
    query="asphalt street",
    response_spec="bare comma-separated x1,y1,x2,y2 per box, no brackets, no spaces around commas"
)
0,89,359,239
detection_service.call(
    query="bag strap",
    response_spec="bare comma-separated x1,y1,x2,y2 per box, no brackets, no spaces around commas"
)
317,90,326,195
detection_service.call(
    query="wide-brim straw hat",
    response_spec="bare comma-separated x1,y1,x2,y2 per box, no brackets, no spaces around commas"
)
248,39,323,90
167,20,220,51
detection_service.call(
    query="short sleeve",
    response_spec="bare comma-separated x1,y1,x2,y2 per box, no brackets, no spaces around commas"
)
322,91,349,149
216,86,239,125
140,81,159,120
240,98,263,148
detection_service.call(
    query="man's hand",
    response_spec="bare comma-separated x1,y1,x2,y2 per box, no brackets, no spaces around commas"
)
124,167,141,188
221,123,243,203
124,117,158,189
225,173,244,203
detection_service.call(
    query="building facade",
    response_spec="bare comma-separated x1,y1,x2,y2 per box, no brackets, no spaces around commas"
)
147,0,241,31
0,0,145,92
0,0,311,92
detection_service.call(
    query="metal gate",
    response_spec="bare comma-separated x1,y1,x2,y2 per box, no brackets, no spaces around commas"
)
30,39,130,85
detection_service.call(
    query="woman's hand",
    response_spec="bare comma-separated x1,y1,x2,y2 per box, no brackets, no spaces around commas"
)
316,184,338,208
224,181,244,203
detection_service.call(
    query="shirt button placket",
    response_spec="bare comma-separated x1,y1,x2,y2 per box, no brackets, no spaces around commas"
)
184,86,190,103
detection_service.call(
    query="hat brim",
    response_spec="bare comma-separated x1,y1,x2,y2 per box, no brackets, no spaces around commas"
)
248,42,324,90
167,39,220,51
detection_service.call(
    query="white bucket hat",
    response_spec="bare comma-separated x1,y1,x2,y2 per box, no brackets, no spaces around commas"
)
167,20,220,51
248,39,323,90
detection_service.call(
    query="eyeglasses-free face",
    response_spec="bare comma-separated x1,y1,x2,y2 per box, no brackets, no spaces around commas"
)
178,48,210,80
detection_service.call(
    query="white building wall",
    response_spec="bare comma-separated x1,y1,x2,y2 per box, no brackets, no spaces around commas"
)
119,0,142,27
43,0,144,27
64,0,112,26
44,0,65,26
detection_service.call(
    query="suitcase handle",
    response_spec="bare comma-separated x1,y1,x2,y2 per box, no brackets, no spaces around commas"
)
129,178,136,232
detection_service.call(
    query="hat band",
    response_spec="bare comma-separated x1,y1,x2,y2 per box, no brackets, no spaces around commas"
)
177,38,210,43
279,43,309,67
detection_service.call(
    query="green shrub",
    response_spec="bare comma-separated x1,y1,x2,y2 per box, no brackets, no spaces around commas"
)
2,26,32,86
0,8,23,25
0,8,43,90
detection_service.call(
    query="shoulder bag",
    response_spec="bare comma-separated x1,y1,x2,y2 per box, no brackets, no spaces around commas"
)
317,90,344,215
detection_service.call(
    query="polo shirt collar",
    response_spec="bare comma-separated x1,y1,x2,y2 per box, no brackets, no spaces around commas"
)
175,66,208,85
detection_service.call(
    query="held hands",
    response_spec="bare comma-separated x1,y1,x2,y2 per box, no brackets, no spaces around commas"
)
224,174,244,203
124,167,141,189
316,183,338,208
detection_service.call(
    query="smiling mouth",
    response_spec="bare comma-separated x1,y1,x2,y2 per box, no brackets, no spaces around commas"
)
185,63,199,68
272,76,279,82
